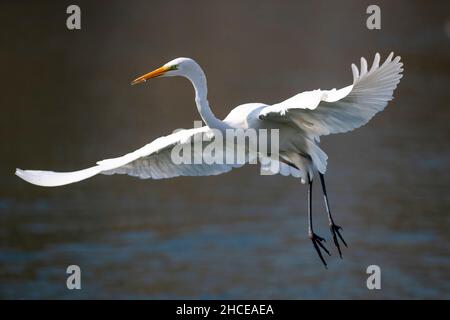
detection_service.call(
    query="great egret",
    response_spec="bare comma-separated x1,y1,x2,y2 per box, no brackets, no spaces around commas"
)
16,53,403,267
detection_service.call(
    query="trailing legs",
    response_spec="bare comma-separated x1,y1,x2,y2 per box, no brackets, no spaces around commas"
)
319,172,347,258
307,174,330,268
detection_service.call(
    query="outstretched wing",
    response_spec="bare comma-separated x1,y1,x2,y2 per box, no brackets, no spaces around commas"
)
259,53,403,138
16,126,240,187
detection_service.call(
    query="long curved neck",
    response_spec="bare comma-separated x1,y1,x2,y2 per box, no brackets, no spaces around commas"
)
186,68,229,132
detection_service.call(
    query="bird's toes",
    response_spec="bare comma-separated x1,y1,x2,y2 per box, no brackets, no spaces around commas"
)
310,233,331,268
330,223,348,258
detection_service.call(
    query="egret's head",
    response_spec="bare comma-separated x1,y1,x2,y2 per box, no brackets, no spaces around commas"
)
131,57,201,85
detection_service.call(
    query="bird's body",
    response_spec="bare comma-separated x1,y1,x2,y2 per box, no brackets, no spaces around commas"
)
223,102,323,180
16,53,403,267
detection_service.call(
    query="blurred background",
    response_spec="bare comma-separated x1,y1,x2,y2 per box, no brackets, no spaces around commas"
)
0,0,449,299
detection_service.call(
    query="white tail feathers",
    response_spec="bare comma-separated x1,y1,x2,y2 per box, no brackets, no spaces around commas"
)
15,166,102,187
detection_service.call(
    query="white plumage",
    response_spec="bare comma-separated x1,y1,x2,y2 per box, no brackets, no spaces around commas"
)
16,53,403,186
260,52,403,137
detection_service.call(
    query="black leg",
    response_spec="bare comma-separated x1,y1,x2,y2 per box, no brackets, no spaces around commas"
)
307,175,330,268
319,172,347,258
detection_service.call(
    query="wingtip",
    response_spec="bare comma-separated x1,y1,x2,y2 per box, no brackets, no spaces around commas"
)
360,57,368,75
387,51,394,62
351,63,359,83
15,168,30,183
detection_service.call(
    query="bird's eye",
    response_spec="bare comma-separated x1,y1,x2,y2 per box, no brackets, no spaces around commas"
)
168,65,178,71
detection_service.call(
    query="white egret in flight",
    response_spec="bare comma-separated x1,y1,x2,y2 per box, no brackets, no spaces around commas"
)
16,53,403,267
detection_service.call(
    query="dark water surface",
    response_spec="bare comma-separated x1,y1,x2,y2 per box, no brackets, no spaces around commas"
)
1,1,449,299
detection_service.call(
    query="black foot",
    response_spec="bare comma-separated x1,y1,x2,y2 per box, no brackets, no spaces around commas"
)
309,233,331,268
330,223,348,258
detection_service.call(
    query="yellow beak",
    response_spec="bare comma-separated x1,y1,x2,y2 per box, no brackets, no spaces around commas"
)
131,66,170,85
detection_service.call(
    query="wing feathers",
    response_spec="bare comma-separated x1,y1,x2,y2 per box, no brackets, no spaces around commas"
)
351,63,359,83
15,166,101,187
16,126,238,187
360,57,368,76
369,53,381,72
259,52,403,137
